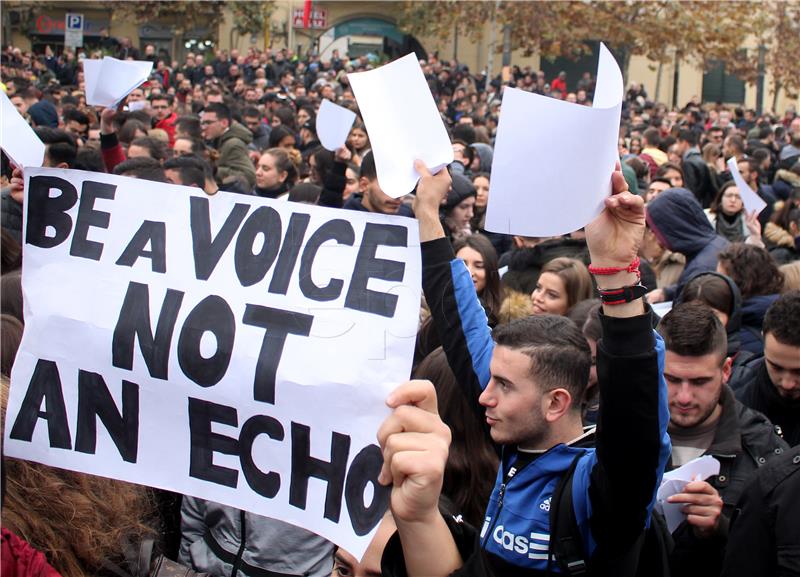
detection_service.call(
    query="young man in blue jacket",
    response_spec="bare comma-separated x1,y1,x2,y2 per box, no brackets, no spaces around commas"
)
377,161,670,577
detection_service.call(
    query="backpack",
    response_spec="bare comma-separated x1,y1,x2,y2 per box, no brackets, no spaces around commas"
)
548,454,674,577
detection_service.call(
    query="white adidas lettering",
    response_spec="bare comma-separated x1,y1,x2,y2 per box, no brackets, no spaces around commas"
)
491,525,551,560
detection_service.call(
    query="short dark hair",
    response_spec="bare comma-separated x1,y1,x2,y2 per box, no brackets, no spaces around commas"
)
174,137,206,157
678,128,698,146
492,315,591,407
242,106,261,118
112,157,167,182
643,127,661,147
717,243,784,300
74,148,106,173
658,302,727,359
34,127,77,168
149,93,173,105
175,116,202,139
130,136,168,162
163,156,206,188
360,150,377,181
63,108,90,126
203,102,232,123
762,290,800,346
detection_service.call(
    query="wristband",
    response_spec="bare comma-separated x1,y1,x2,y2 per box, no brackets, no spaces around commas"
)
598,283,648,305
588,256,640,276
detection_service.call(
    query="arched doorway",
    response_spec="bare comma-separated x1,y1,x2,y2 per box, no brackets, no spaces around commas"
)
318,16,426,63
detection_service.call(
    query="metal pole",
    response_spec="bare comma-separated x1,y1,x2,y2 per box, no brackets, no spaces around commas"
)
756,44,766,115
486,0,499,83
287,0,294,51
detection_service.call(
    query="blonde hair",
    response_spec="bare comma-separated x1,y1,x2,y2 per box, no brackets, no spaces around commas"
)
781,261,800,292
540,257,594,312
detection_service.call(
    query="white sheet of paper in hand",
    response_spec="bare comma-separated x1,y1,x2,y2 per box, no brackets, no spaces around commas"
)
727,157,767,216
655,455,720,533
85,57,152,107
82,59,102,106
317,99,356,151
348,53,453,198
485,43,623,236
0,90,45,168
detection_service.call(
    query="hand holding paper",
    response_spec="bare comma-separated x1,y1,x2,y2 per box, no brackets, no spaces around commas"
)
655,455,720,534
348,53,453,198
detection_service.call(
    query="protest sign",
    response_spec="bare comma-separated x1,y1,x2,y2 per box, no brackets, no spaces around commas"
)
726,156,767,216
317,99,356,151
485,43,624,236
3,168,422,559
84,57,153,107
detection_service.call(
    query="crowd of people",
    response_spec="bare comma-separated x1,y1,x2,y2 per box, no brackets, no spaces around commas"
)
2,38,800,577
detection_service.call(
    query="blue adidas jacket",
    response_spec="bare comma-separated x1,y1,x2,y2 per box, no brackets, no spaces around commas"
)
420,237,671,574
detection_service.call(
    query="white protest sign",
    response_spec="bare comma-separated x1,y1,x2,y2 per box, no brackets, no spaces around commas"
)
485,43,624,236
726,157,767,216
84,57,153,107
4,168,422,559
65,13,84,49
317,99,357,151
348,53,453,198
0,90,46,169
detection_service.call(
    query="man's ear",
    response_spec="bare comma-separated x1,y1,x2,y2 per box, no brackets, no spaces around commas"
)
721,356,733,384
359,176,369,194
543,388,574,423
56,162,70,169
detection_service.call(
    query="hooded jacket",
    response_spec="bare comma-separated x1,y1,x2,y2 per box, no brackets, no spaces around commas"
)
739,294,780,355
646,188,730,301
179,498,333,577
734,358,800,447
215,122,256,189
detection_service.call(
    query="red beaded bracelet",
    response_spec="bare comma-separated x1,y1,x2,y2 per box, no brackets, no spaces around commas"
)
588,256,640,276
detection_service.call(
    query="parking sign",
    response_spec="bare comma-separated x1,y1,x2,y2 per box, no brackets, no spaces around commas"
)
65,13,84,48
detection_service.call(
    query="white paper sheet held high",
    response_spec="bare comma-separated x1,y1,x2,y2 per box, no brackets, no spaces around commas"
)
348,53,453,198
84,57,153,107
485,44,623,236
727,157,767,216
317,99,356,151
0,90,46,169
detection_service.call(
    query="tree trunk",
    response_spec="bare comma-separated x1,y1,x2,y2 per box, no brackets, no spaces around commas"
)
772,80,782,115
655,60,663,103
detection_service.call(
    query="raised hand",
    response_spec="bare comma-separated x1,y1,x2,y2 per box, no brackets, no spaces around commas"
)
585,164,645,268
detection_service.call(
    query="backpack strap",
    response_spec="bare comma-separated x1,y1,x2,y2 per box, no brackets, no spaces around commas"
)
548,453,587,576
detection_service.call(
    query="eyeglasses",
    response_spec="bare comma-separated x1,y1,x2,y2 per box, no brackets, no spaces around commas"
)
200,119,218,126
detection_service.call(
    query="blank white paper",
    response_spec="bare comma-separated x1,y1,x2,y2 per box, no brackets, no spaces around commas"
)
0,90,45,169
485,43,623,236
317,99,356,151
85,57,153,107
348,53,453,198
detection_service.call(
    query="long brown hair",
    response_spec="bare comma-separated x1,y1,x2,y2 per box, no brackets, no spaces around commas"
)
541,257,594,312
1,376,160,577
453,234,503,324
413,348,499,527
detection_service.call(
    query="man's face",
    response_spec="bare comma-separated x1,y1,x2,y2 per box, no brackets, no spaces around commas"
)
244,115,261,134
709,129,724,145
361,177,402,215
478,346,549,448
128,89,145,102
718,110,732,127
645,180,670,203
173,138,195,157
10,95,27,115
664,351,730,429
151,98,171,121
66,119,88,138
330,515,396,577
764,333,800,400
201,112,226,140
737,160,751,184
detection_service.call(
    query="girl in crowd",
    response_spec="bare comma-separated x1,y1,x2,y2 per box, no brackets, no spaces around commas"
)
252,147,298,198
267,124,296,150
531,257,593,316
347,121,370,163
469,172,513,259
453,234,503,327
656,162,685,188
442,174,477,242
705,181,764,245
717,243,785,354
